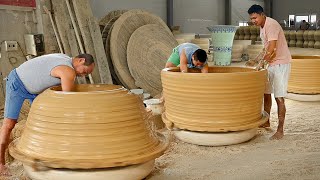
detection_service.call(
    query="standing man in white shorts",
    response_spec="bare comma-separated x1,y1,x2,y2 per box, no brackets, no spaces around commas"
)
248,5,291,140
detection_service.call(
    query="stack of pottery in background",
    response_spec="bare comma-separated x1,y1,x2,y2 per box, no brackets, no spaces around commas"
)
234,26,260,44
191,38,210,53
246,44,264,60
174,33,196,44
284,30,320,49
231,44,244,62
295,30,304,48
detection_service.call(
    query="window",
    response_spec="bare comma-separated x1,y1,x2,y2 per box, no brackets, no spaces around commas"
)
289,15,295,27
238,21,248,26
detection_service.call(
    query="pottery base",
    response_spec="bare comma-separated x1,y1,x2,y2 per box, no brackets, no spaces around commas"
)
286,93,320,102
24,160,154,180
173,128,257,146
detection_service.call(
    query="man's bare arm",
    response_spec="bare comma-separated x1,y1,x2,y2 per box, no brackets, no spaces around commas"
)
51,65,76,91
201,63,209,73
180,49,188,73
264,40,277,62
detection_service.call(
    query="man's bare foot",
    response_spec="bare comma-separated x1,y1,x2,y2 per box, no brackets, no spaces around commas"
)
259,120,270,128
270,131,284,140
0,164,11,176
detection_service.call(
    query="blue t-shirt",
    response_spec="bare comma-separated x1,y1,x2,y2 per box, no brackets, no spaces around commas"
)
177,43,201,68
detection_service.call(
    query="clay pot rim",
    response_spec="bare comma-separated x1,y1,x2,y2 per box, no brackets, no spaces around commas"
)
162,111,269,132
48,84,127,94
9,132,169,169
291,55,320,59
162,67,266,74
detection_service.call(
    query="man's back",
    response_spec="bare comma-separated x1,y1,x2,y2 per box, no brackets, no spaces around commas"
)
16,53,73,94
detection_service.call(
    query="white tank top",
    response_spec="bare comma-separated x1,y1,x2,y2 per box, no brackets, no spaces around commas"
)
16,53,73,94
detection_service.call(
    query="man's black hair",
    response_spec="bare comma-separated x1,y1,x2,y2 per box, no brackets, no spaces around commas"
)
248,4,264,15
76,54,94,66
193,49,207,63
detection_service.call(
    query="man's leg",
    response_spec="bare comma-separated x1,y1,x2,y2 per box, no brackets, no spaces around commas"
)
0,119,17,175
270,97,286,140
1,69,25,175
270,64,290,140
261,94,272,128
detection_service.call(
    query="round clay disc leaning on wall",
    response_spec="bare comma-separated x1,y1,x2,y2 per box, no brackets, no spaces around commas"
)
23,160,154,180
127,24,178,96
102,14,122,41
110,9,172,89
99,10,127,28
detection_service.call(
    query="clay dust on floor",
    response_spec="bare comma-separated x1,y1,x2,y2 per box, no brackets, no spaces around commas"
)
1,99,320,180
147,98,320,180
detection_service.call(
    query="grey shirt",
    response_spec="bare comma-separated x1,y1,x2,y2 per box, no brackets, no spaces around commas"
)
16,53,73,94
177,43,200,68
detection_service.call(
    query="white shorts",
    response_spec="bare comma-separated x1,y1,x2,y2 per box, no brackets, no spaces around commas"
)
265,63,291,97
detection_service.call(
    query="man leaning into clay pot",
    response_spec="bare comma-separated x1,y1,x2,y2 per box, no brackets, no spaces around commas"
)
0,53,95,176
248,5,291,140
165,42,209,73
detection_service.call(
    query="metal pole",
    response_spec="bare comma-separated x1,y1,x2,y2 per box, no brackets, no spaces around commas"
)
166,0,173,28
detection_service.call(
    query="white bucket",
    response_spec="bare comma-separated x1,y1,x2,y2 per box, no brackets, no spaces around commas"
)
143,99,163,115
130,89,144,95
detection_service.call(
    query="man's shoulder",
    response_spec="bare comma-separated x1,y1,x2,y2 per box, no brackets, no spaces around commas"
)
266,17,281,29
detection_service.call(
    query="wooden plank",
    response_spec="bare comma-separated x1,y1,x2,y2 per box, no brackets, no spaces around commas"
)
67,29,87,84
71,0,104,84
52,0,71,55
0,71,5,107
88,17,112,84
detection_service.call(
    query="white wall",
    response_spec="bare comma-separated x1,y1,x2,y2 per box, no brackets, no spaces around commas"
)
231,0,264,26
0,6,38,105
173,0,225,34
89,0,167,22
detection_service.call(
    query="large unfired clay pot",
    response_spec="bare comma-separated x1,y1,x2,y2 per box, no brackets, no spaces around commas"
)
9,85,168,171
161,67,267,132
288,56,320,95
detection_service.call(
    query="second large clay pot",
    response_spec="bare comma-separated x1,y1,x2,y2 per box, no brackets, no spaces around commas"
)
161,67,267,132
288,56,320,94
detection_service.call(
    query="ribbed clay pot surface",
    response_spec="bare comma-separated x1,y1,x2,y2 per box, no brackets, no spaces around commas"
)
288,56,320,94
161,67,267,132
9,85,168,169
